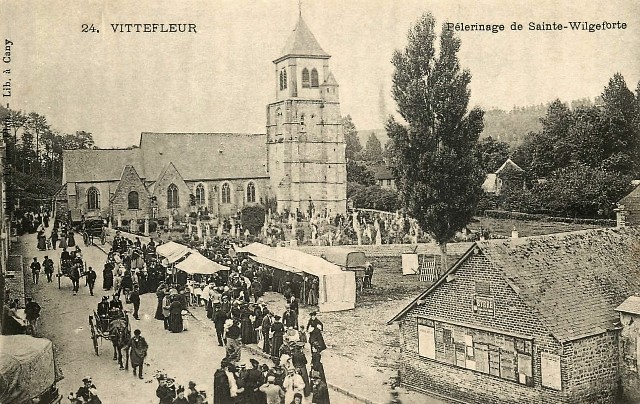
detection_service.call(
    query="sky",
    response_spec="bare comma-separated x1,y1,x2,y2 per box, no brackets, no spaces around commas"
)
1,0,638,148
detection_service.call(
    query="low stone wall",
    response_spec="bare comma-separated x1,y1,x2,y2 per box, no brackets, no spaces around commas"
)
292,242,474,258
6,255,25,306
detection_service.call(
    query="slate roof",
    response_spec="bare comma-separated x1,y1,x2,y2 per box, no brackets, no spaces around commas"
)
63,133,269,183
63,148,142,183
370,165,395,181
389,227,640,342
275,16,329,63
618,184,640,209
615,295,640,315
139,133,268,181
495,158,524,174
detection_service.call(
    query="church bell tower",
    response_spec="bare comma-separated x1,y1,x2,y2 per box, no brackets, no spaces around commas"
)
266,12,347,216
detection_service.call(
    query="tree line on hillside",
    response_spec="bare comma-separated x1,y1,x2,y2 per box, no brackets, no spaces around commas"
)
474,73,640,218
1,106,96,206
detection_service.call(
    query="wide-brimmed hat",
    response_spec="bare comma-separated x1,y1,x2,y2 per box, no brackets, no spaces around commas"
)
309,311,317,316
82,376,92,383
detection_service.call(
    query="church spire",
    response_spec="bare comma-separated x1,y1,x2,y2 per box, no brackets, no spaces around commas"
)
274,11,330,63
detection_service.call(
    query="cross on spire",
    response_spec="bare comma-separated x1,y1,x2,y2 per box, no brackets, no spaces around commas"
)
298,0,302,16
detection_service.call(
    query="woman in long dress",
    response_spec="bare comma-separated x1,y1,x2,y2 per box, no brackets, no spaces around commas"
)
37,230,47,251
59,230,68,249
155,285,166,320
67,230,76,248
168,297,183,333
102,263,114,290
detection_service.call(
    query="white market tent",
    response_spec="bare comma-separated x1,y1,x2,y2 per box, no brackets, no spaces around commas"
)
176,252,229,275
157,241,191,263
243,242,356,312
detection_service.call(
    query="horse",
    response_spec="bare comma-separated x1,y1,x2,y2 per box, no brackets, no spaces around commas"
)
107,316,131,370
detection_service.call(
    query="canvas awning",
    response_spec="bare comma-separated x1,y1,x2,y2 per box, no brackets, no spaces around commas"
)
157,241,190,263
245,243,356,312
323,247,367,268
0,335,62,403
250,255,301,274
176,252,228,274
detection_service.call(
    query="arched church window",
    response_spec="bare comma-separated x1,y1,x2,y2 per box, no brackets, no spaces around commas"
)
221,183,231,204
128,191,139,210
87,187,100,210
311,68,319,87
195,184,206,205
167,184,179,208
302,68,310,88
246,182,256,203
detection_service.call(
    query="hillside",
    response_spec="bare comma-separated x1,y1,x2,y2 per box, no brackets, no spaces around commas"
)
356,98,597,149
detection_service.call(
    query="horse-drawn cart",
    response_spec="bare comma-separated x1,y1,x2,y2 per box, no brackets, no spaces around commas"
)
88,310,131,360
56,256,87,289
82,218,107,246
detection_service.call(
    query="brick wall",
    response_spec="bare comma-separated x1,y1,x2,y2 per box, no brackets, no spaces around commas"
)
563,331,620,403
397,252,618,403
619,312,640,402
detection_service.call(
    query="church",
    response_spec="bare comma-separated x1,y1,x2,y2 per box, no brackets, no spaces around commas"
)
57,15,347,223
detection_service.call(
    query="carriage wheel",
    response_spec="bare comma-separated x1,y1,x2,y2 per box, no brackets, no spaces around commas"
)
89,315,99,355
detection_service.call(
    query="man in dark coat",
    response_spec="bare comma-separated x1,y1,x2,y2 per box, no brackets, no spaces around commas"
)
86,267,97,296
25,297,41,336
43,256,54,283
128,329,148,379
30,257,41,285
261,310,273,354
282,305,297,329
130,285,141,320
213,359,231,404
213,303,227,346
70,265,81,296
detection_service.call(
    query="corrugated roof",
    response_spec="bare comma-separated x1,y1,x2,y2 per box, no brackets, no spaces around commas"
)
63,149,142,183
139,132,268,181
615,295,640,315
275,16,329,63
390,227,640,342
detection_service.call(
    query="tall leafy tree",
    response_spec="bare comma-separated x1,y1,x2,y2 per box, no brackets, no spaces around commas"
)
475,136,511,173
342,115,362,161
26,112,49,166
387,13,485,269
363,132,383,162
600,73,639,176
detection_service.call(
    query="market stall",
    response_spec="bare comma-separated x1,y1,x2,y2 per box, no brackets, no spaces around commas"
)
244,243,356,312
175,251,229,275
157,241,191,263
